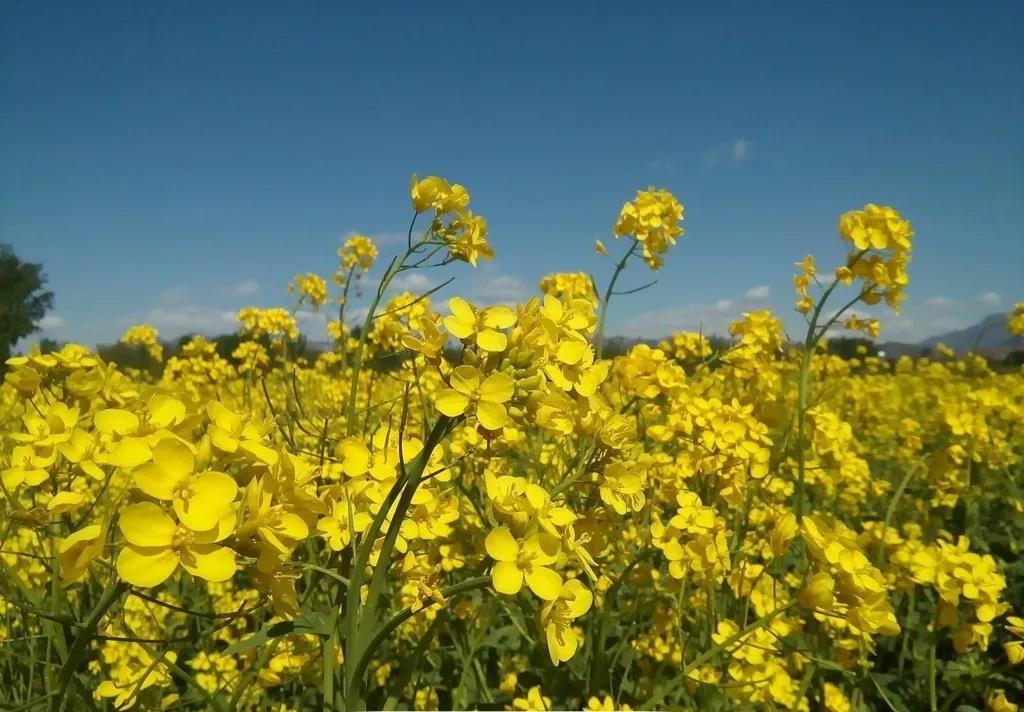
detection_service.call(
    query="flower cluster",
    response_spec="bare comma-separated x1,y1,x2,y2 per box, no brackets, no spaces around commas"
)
288,272,329,310
120,323,163,361
613,187,685,270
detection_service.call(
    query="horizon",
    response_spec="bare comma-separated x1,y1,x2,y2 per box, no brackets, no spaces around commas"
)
3,1,1022,348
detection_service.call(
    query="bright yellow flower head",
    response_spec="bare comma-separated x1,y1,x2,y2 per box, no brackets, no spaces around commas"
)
613,187,685,270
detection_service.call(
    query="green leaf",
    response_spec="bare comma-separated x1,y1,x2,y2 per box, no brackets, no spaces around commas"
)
223,612,330,655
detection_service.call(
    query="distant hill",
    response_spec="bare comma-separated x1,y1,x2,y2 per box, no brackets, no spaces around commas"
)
879,312,1023,358
599,312,1023,360
919,313,1022,352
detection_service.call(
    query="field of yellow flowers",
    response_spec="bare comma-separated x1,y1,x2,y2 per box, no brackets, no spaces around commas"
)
2,178,1023,712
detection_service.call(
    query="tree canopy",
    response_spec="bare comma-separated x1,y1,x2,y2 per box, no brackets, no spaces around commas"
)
0,244,55,368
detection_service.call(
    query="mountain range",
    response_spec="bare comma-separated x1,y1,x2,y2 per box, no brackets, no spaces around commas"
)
878,312,1023,358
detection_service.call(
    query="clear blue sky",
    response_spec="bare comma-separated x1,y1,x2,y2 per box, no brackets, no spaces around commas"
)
2,1,1022,346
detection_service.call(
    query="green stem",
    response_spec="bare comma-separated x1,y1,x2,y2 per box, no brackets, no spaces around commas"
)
50,580,129,712
929,610,939,712
345,214,419,436
347,576,490,703
595,239,639,359
343,416,453,710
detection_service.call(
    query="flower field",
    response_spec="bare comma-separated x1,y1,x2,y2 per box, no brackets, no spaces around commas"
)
2,178,1023,711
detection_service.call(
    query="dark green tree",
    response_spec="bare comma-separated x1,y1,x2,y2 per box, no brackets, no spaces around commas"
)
0,244,55,370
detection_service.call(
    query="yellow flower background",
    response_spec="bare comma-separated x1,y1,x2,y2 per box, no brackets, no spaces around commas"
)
2,177,1024,711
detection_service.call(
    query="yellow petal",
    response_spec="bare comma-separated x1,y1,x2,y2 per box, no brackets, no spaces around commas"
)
476,329,508,353
434,389,470,417
480,373,514,403
523,533,561,565
209,427,239,453
556,340,588,365
485,527,519,562
336,438,371,476
116,545,178,587
193,508,238,544
546,621,578,664
94,409,139,435
238,440,279,466
483,305,516,329
476,400,509,431
47,491,86,514
175,472,237,531
180,543,236,582
565,578,594,617
448,297,475,324
106,438,152,469
152,438,194,478
119,502,176,547
525,565,563,601
443,315,475,340
449,365,481,394
277,512,309,540
207,400,241,432
148,395,185,428
491,561,524,595
133,463,177,500
59,524,103,553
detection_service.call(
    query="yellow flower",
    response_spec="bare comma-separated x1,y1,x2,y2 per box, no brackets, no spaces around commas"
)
132,439,238,531
116,501,237,587
57,524,106,585
539,578,592,665
443,297,517,353
485,526,562,600
1,444,55,488
434,365,514,430
511,686,551,711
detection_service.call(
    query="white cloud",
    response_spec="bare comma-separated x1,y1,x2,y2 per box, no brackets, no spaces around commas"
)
977,291,1001,306
731,139,752,162
38,314,65,330
745,285,771,300
146,306,237,335
619,290,767,339
925,295,953,308
158,285,190,305
234,280,260,296
389,272,438,293
704,138,753,168
472,275,529,305
646,157,677,173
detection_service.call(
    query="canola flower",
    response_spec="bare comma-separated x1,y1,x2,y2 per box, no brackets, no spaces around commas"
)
1,177,1023,712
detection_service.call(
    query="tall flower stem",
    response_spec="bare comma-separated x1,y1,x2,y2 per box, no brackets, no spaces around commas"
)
595,238,639,359
344,213,419,436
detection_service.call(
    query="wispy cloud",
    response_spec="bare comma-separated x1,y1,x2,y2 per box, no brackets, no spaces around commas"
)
234,280,260,296
645,157,677,173
389,272,439,293
617,289,768,339
146,306,237,335
977,291,1001,306
745,285,770,300
472,274,530,305
925,295,953,308
38,314,65,330
158,285,190,305
703,138,754,168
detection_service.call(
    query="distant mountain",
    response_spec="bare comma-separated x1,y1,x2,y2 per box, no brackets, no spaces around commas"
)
599,312,1023,360
880,312,1023,358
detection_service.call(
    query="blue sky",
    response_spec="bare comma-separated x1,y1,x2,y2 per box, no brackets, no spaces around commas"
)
2,1,1022,347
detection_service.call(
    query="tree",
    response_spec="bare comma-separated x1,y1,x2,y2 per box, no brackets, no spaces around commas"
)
826,336,878,360
0,244,55,369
